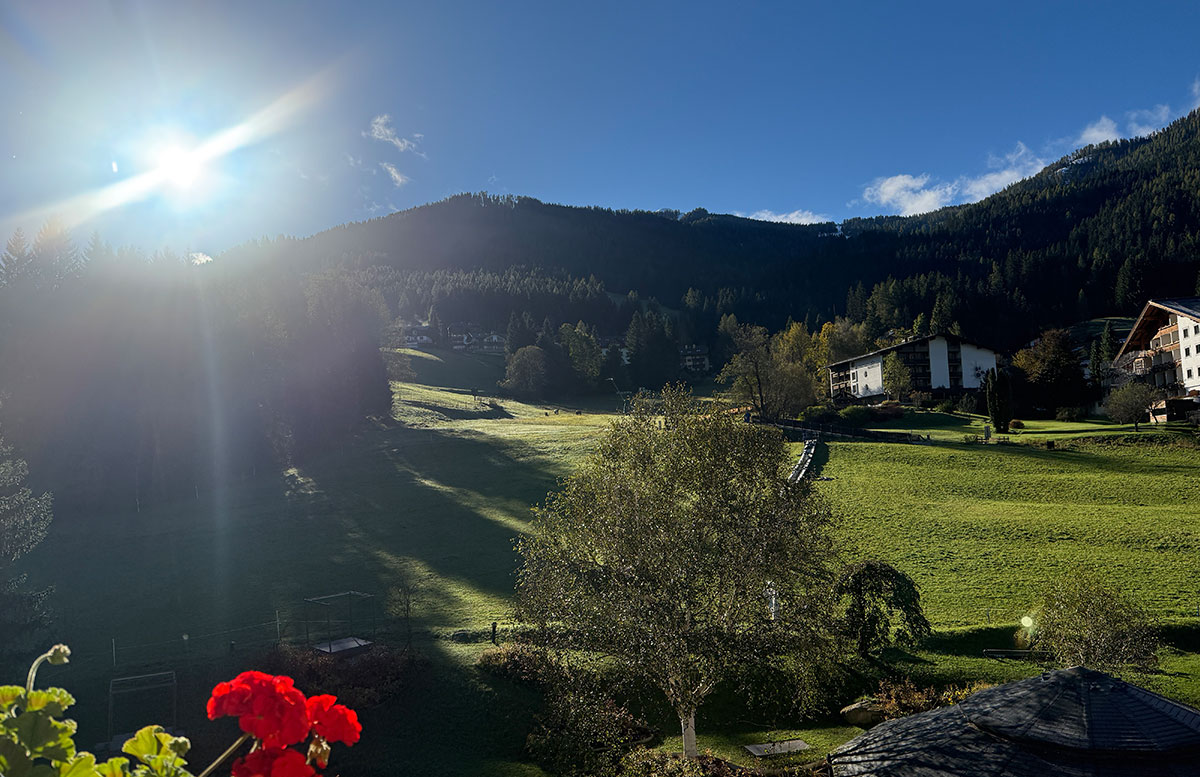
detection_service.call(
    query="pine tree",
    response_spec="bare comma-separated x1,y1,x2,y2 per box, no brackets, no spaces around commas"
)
1,229,32,286
984,368,1013,434
1098,321,1117,363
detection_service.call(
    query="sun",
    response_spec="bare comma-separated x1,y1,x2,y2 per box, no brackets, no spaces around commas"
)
154,144,206,191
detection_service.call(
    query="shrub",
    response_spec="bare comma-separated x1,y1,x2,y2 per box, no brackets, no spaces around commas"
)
619,749,741,777
1009,419,1025,429
257,643,420,709
956,393,979,415
477,642,552,686
934,399,956,413
838,406,873,427
798,404,838,423
1055,406,1086,422
875,678,993,719
527,666,644,777
1036,570,1160,672
875,402,905,419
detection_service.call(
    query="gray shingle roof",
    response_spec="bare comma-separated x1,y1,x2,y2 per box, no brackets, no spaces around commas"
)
829,667,1200,776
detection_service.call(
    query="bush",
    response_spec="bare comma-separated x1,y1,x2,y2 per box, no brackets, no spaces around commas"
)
527,666,645,777
257,643,421,709
875,678,993,719
875,402,905,419
477,642,552,686
1036,570,1160,673
838,406,873,427
619,749,741,777
798,404,838,423
956,393,979,415
935,399,956,414
1009,419,1025,429
1055,406,1086,422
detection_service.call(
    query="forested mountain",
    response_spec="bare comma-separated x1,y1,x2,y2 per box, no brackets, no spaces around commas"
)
231,108,1200,349
4,108,1200,510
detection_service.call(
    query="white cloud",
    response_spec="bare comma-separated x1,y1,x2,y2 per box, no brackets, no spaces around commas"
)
365,114,421,154
1192,77,1200,109
380,162,409,187
960,142,1046,202
1126,104,1170,137
746,208,829,224
189,252,213,265
862,174,957,216
1077,115,1119,146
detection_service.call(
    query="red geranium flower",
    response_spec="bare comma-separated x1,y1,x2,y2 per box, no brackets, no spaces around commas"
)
207,671,312,748
231,748,315,777
306,694,361,746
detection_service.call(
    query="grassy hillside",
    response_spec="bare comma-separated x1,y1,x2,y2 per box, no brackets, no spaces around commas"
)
818,415,1200,627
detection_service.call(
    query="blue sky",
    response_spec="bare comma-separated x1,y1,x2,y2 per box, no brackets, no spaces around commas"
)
3,1,1200,254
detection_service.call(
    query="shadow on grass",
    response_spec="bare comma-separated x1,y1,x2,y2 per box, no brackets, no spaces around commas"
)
406,399,514,421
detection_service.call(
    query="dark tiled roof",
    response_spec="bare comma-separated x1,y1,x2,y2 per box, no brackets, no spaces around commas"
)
829,667,1200,776
1156,297,1200,320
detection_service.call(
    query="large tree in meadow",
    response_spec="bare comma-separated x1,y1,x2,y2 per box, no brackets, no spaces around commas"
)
516,387,837,757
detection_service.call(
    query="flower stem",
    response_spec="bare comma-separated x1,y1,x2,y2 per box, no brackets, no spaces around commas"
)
25,651,50,693
196,732,251,777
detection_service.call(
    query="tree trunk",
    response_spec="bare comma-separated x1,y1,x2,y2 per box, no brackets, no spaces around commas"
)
680,713,698,758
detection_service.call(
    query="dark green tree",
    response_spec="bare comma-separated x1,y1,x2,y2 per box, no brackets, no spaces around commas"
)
985,367,1013,434
501,345,548,398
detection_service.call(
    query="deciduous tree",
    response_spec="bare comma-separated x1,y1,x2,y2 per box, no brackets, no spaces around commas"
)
516,387,837,758
1103,382,1158,431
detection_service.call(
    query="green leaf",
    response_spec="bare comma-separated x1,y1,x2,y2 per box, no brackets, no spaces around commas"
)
120,727,163,762
120,727,187,772
58,752,99,777
94,757,132,777
25,689,75,716
0,736,35,777
0,685,25,713
14,711,76,761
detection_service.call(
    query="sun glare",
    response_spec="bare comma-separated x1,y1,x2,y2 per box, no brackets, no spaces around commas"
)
154,144,205,191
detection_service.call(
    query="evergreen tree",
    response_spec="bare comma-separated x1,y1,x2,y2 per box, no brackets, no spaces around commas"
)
1098,321,1117,363
1,228,32,286
985,368,1013,434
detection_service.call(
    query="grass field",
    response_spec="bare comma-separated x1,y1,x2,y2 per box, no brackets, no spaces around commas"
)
11,352,1200,774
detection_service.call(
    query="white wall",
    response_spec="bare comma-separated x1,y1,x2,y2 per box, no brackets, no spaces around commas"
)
1179,314,1200,394
928,337,950,389
960,343,998,389
852,355,884,397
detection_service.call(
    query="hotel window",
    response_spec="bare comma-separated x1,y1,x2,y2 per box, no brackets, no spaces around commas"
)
1189,369,1195,379
1187,347,1193,357
1195,324,1200,335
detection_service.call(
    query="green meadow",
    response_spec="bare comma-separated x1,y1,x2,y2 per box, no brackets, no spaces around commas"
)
11,348,1200,773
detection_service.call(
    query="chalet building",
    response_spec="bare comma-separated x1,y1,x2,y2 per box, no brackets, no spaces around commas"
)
828,334,999,401
1113,297,1200,422
679,344,711,373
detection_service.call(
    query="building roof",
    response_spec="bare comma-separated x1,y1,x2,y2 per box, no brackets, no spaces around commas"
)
1114,297,1200,361
827,334,999,370
828,666,1200,776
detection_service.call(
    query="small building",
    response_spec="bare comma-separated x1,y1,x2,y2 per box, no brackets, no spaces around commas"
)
477,333,506,353
827,666,1200,776
679,344,711,373
1113,298,1200,418
828,334,999,401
